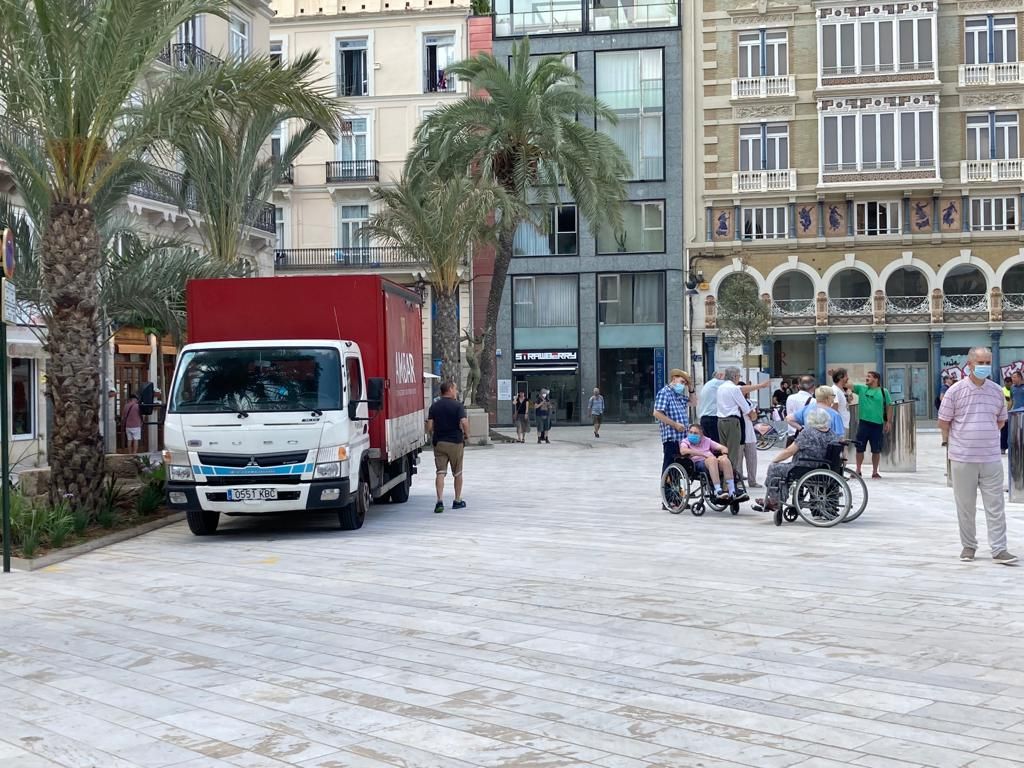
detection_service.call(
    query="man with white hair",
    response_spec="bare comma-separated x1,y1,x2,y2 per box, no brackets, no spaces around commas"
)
697,370,726,442
939,346,1016,564
716,367,755,501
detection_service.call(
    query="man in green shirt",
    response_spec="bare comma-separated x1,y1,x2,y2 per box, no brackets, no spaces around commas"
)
852,370,893,479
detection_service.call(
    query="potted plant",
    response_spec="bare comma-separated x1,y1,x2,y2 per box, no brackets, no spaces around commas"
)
615,229,629,253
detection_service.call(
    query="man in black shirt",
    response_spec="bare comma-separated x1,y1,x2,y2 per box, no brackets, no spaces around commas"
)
427,381,469,514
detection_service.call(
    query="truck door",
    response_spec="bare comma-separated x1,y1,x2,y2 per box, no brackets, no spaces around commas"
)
345,355,371,472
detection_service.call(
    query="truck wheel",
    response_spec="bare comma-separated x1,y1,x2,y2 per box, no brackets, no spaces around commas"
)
186,510,220,536
339,475,370,530
388,458,411,504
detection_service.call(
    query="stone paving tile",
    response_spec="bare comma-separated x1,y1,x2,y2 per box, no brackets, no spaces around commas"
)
1,425,1023,767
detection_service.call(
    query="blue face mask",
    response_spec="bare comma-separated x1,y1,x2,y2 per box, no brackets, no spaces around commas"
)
973,364,992,379
687,433,701,445
672,383,686,395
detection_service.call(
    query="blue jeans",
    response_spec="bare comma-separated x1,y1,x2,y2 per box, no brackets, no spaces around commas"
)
663,440,680,473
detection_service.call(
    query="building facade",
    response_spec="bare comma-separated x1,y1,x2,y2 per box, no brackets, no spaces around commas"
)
686,0,1024,418
491,0,686,424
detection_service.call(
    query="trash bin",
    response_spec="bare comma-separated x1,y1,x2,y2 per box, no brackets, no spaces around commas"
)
879,399,916,472
1009,408,1024,504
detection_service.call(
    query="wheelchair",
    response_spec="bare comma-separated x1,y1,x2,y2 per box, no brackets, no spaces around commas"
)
661,455,743,517
771,442,864,528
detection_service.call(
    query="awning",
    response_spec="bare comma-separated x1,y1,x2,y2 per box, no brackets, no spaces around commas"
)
513,365,579,373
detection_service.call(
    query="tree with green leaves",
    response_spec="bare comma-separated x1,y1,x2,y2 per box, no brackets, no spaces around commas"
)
360,171,500,390
410,38,630,413
716,272,771,379
0,0,343,509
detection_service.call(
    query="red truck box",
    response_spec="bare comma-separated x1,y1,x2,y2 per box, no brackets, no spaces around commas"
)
186,275,425,462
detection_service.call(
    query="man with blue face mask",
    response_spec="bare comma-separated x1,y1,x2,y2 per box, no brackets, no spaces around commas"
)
654,369,692,498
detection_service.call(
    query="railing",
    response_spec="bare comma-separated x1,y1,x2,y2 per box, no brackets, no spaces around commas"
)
828,297,871,316
732,169,796,194
279,164,294,184
821,61,935,79
958,61,1024,87
424,69,456,93
822,158,936,173
1004,293,1024,312
250,203,276,234
885,296,929,315
325,160,379,183
943,293,989,314
274,246,416,271
771,298,815,318
493,1,678,37
960,158,1024,183
494,6,584,37
731,75,796,99
587,0,679,32
129,167,198,210
157,42,223,71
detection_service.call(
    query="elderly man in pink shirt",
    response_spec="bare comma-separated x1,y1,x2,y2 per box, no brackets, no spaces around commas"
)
938,346,1016,565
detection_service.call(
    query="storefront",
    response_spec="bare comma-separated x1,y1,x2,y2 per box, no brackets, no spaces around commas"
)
512,350,579,423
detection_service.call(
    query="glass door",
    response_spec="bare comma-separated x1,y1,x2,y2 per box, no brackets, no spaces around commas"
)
910,364,929,418
885,365,907,401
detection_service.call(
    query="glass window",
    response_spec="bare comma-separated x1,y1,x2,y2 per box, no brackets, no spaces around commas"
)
346,357,363,403
965,16,1017,64
269,39,284,68
824,109,934,172
11,358,33,438
739,124,788,171
741,206,788,239
596,49,664,181
513,275,578,328
338,117,368,164
425,33,456,93
338,204,369,248
822,15,932,75
513,206,578,257
597,201,665,254
275,207,286,251
337,39,368,97
738,30,788,77
598,273,665,325
856,201,901,235
229,16,249,58
970,112,1020,160
970,197,1018,231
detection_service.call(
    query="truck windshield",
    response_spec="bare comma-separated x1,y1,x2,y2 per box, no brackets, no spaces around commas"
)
170,347,342,413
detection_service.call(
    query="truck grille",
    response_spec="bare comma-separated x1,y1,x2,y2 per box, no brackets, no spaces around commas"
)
202,476,303,486
197,451,308,468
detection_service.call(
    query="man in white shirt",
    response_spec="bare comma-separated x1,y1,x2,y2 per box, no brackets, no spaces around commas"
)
785,376,816,445
717,367,756,500
698,370,726,442
831,368,850,436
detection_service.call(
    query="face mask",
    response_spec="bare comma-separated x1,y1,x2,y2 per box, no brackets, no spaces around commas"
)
687,434,701,445
973,365,992,379
672,383,686,395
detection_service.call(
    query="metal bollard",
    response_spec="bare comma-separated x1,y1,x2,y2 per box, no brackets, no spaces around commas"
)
1009,409,1024,504
880,400,917,472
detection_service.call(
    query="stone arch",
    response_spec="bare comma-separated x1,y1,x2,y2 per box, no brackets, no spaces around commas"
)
820,257,880,296
877,256,939,295
708,258,768,297
765,259,825,296
995,249,1024,288
935,251,996,294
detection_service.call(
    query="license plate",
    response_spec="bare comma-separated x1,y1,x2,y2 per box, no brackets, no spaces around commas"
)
226,488,278,501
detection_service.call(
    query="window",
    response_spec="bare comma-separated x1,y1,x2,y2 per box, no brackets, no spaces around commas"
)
513,275,578,328
970,197,1018,231
598,273,665,325
821,14,933,76
338,117,368,165
526,52,576,71
424,34,456,92
270,39,284,68
597,201,665,253
738,29,789,78
229,16,249,58
856,201,901,235
338,204,370,248
275,207,287,251
822,22,856,75
966,112,1019,160
965,16,1018,65
11,358,34,439
596,49,664,181
822,109,934,172
739,123,789,171
346,357,363,403
177,16,201,47
513,206,578,256
337,39,368,97
742,206,788,239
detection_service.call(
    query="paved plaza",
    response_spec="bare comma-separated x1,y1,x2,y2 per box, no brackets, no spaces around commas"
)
1,426,1023,768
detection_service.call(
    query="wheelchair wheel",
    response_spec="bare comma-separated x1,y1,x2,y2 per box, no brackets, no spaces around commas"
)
783,507,799,523
730,501,740,515
773,507,783,526
691,503,705,517
661,463,690,515
706,494,728,512
793,470,851,528
841,467,868,523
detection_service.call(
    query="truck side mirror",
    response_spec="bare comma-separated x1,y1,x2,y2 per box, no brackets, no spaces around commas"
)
367,377,384,411
347,400,360,421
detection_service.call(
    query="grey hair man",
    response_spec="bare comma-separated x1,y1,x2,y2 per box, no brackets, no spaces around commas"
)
716,367,755,501
698,370,726,442
938,346,1016,564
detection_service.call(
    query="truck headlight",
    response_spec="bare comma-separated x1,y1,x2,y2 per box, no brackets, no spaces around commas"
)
169,465,194,482
315,460,349,479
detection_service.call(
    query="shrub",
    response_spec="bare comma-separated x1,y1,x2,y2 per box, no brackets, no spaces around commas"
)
10,491,44,558
72,506,90,535
45,500,75,549
136,484,164,517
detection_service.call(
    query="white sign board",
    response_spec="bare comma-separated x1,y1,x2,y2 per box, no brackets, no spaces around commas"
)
2,279,16,326
497,378,512,401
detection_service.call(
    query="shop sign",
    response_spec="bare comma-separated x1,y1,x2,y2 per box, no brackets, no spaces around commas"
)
654,348,665,392
514,350,578,363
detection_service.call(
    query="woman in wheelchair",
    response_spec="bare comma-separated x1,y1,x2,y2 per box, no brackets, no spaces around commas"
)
754,408,842,512
679,425,736,502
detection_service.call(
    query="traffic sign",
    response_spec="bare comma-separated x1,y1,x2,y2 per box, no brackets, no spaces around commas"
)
2,227,14,280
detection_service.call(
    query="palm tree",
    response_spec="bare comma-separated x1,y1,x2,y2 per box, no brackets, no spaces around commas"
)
360,171,501,388
0,0,342,509
410,39,630,413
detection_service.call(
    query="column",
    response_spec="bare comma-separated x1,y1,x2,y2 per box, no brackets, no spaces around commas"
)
816,333,828,384
932,196,939,233
991,329,1002,381
705,336,717,375
148,333,159,454
962,195,969,232
762,337,774,377
846,200,854,237
705,207,712,242
734,204,742,241
874,332,886,377
931,330,943,417
903,198,911,235
817,200,825,238
788,203,797,239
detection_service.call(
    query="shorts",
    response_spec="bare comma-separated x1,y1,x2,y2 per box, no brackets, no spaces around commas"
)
692,459,707,474
514,414,529,432
126,427,142,441
434,441,465,476
855,420,884,455
592,414,603,428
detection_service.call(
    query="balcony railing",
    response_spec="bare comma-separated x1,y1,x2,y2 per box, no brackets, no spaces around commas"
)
250,203,276,234
820,61,935,82
1005,293,1024,312
732,169,796,194
424,69,456,93
278,164,294,184
960,158,1024,183
828,297,871,316
885,296,929,315
731,75,796,100
274,247,417,271
958,61,1024,87
494,5,583,37
943,293,989,314
494,1,678,37
587,0,678,32
326,160,379,184
157,42,223,71
771,298,815,318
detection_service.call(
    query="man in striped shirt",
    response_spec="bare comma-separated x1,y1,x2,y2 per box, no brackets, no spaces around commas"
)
938,346,1016,565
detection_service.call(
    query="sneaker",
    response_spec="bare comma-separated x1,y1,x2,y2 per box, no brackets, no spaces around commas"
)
452,500,467,510
433,501,445,514
993,551,1018,565
960,548,976,561
732,487,750,503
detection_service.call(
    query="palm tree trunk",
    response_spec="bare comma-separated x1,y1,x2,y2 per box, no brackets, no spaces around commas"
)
477,226,516,415
433,287,461,387
41,203,105,512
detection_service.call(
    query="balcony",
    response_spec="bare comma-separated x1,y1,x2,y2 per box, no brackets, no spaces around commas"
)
820,159,938,187
820,61,936,88
278,164,294,185
1004,293,1024,318
828,297,872,325
424,69,456,94
494,2,583,37
157,42,222,71
771,298,815,327
274,246,417,271
960,158,1024,184
958,62,1024,87
885,295,930,324
587,0,678,32
326,160,379,184
731,75,796,100
943,293,989,320
732,169,796,194
493,0,678,38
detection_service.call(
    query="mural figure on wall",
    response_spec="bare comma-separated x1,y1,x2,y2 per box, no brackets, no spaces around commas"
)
798,206,813,233
828,204,843,233
913,202,930,231
716,211,730,238
942,200,959,229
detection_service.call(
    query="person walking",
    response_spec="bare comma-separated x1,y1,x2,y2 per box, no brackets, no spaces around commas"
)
535,389,553,444
852,371,892,478
427,381,469,514
513,391,530,443
1011,371,1024,410
697,371,725,442
831,368,850,436
785,377,816,446
588,387,606,438
715,367,754,501
654,369,692,485
938,347,1016,564
123,393,143,454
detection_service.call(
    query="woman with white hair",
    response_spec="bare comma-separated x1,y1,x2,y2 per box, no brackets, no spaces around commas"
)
755,407,841,512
